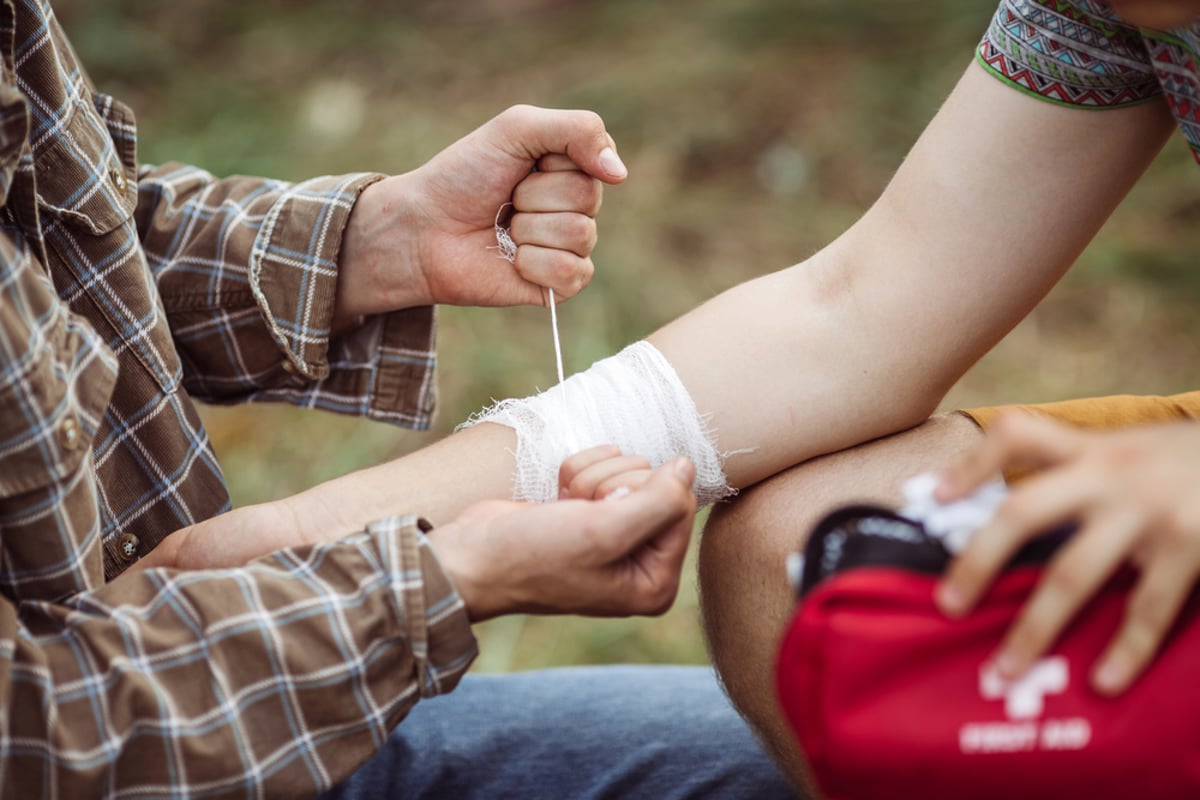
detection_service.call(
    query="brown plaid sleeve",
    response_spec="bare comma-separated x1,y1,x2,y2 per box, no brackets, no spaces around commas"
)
0,5,477,793
135,164,438,429
3,515,476,796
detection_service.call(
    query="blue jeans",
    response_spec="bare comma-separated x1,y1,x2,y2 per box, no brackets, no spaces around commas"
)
323,665,798,799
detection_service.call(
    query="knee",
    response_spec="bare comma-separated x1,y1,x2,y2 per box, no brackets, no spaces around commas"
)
699,485,800,668
699,479,817,792
698,412,983,789
700,411,982,678
700,454,844,681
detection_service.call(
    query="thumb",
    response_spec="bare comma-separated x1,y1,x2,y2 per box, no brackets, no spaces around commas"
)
597,457,697,554
493,104,628,184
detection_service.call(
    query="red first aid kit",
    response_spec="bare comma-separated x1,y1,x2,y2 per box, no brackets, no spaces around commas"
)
775,505,1200,800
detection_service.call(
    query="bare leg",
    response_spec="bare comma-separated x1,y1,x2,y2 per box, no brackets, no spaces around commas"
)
698,412,983,789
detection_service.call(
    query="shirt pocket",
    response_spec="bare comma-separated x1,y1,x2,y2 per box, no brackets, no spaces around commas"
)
0,253,118,499
35,93,181,393
35,93,136,233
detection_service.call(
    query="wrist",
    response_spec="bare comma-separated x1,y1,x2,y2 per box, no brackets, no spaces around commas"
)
427,521,506,623
283,483,366,547
334,173,430,325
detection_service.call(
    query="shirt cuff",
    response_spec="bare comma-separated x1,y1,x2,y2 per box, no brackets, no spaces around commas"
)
372,514,477,699
248,171,384,381
322,305,439,429
249,172,438,428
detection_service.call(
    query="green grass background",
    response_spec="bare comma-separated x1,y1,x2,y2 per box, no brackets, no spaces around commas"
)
58,0,1200,672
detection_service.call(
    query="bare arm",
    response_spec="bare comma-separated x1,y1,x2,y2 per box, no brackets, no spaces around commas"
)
654,62,1174,483
152,61,1175,568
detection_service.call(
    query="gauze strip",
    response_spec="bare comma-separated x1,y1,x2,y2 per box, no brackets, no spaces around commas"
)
458,340,734,505
899,472,1008,554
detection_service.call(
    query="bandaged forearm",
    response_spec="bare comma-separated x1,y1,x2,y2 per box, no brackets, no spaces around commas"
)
458,341,734,505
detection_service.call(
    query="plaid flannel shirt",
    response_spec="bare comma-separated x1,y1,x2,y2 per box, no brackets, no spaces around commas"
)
0,0,476,795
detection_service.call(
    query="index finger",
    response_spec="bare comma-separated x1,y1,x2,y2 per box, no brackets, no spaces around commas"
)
937,467,1093,616
936,411,1082,502
537,153,583,173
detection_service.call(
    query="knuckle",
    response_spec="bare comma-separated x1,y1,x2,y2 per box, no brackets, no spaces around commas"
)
503,103,536,121
492,105,526,134
572,108,605,135
555,172,596,210
550,255,586,291
566,214,596,249
596,476,624,498
558,455,581,485
584,181,603,214
992,410,1028,439
645,579,679,616
1126,575,1177,632
1114,623,1157,670
945,557,988,596
570,260,595,295
1126,596,1164,639
1157,503,1200,547
1159,516,1191,548
995,494,1035,527
1044,561,1089,599
646,597,672,617
580,519,611,551
1005,622,1047,660
569,474,597,501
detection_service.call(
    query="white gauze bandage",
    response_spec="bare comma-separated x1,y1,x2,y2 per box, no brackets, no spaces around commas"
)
458,340,734,505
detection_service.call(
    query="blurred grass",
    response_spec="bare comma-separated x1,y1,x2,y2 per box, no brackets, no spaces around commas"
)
58,0,1200,672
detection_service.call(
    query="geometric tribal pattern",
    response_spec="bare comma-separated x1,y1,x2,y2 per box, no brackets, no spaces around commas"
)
979,0,1200,164
1143,29,1200,162
980,0,1160,106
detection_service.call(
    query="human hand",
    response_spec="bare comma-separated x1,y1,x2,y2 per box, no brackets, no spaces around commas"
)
335,104,626,321
430,456,697,621
933,411,1200,695
558,444,656,500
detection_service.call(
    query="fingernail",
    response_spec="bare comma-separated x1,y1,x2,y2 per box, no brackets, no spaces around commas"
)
671,456,694,482
598,147,627,179
993,651,1020,679
1093,661,1124,695
936,584,965,617
558,486,570,500
933,472,957,500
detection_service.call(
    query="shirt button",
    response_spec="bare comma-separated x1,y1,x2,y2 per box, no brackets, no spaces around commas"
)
281,359,298,375
118,533,141,562
110,166,128,192
59,416,81,451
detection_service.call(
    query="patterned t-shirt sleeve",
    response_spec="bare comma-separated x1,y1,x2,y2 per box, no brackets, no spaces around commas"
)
979,0,1161,107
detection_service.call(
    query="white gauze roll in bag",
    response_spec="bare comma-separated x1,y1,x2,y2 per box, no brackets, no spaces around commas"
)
458,340,734,506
